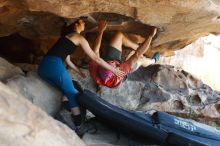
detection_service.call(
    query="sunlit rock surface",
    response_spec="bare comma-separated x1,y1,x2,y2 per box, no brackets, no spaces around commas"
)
0,82,85,146
160,34,220,91
6,72,62,116
0,57,62,116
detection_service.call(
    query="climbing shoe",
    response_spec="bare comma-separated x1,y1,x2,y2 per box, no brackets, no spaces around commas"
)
55,108,75,130
74,121,97,138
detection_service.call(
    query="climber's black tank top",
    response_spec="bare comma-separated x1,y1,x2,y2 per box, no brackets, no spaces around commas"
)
46,36,77,61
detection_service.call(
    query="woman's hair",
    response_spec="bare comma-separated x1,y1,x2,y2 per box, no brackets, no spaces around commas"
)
61,19,80,36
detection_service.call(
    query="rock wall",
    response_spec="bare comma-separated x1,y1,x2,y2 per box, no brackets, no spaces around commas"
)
71,65,220,126
68,64,220,145
0,57,61,116
0,57,24,81
129,65,220,125
6,72,62,116
0,55,219,145
0,57,85,146
0,82,85,146
160,34,220,91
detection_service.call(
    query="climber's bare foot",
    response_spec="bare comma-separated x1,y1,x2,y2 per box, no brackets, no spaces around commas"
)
149,28,157,38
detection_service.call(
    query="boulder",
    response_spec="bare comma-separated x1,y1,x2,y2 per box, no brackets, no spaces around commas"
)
129,65,220,125
69,68,97,93
71,65,220,125
6,72,62,116
14,63,38,72
99,80,145,110
0,57,23,81
0,82,85,146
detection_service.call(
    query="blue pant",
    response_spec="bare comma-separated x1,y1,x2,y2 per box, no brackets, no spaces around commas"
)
38,56,79,109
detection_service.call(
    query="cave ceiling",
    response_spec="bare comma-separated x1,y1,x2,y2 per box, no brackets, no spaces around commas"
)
1,0,220,56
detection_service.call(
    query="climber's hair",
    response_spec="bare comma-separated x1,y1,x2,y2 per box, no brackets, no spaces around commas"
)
61,21,77,36
61,17,87,36
72,19,81,27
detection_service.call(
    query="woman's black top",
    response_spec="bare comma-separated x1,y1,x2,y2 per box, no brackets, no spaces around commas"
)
46,36,77,61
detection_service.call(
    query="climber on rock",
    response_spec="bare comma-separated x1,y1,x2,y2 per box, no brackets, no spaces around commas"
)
90,20,160,88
